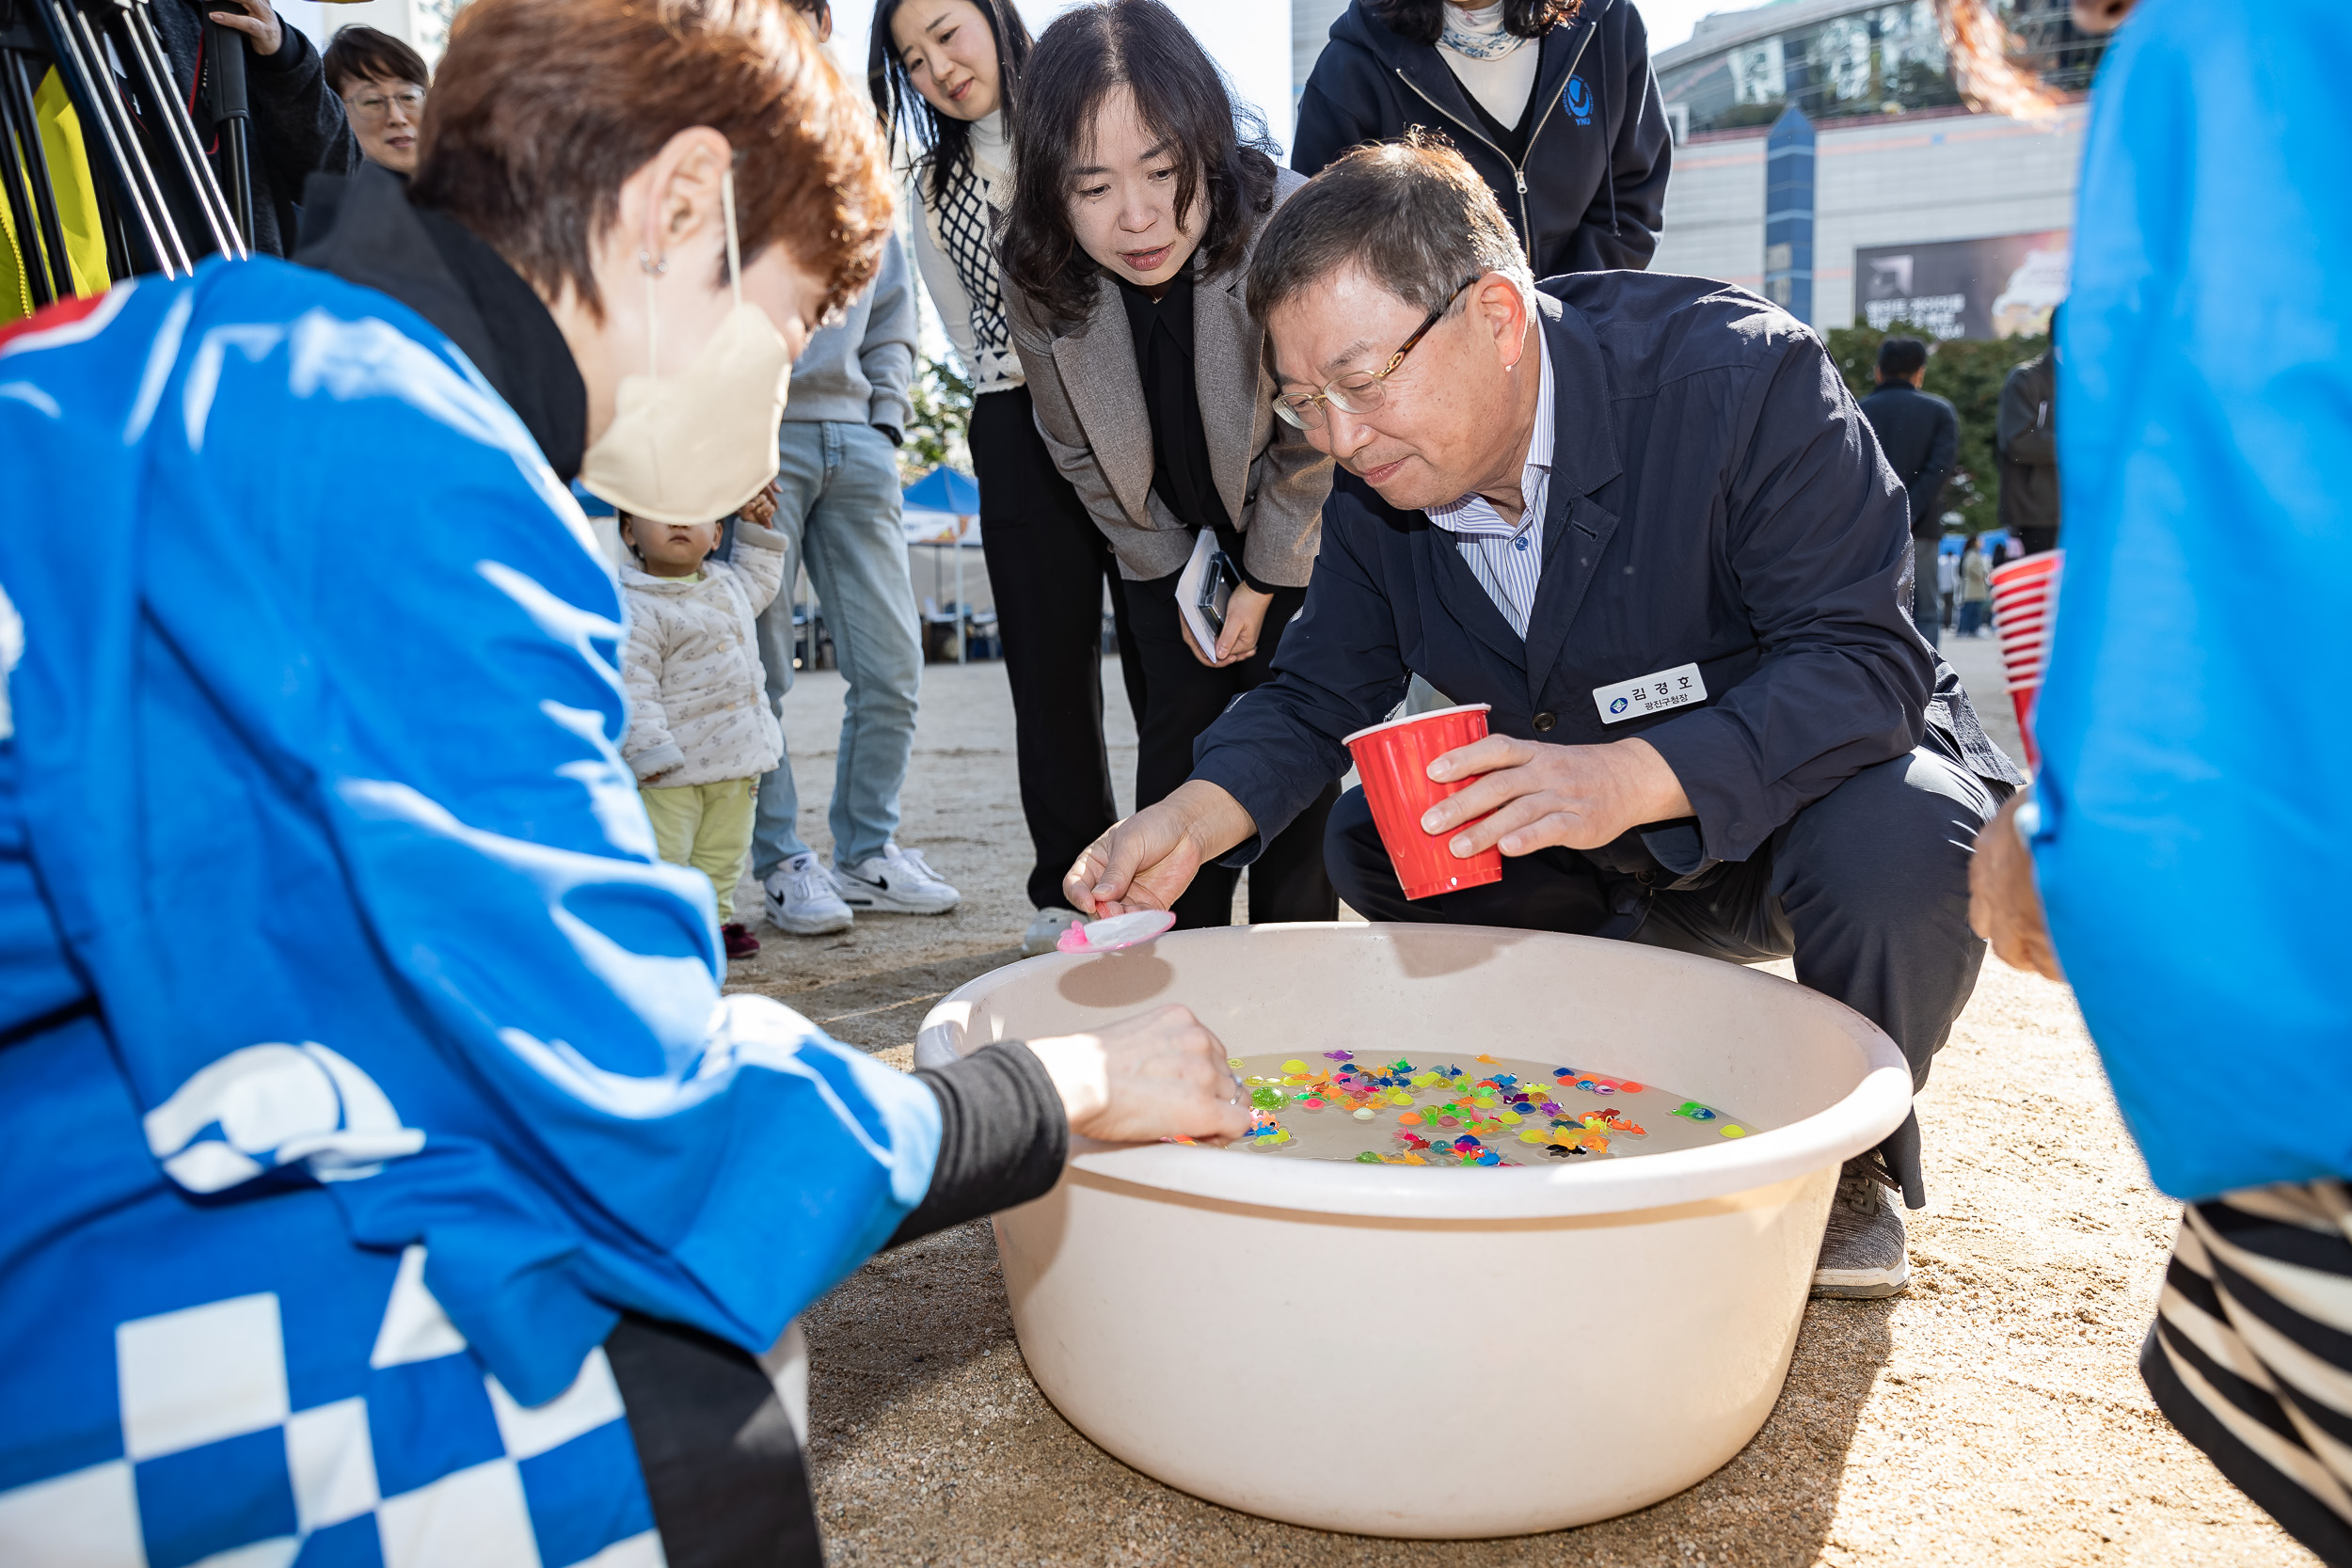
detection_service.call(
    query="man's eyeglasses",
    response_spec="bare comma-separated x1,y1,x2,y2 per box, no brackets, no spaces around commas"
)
347,87,426,122
1272,275,1481,431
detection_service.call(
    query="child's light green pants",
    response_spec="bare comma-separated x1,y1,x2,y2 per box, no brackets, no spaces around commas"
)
640,777,755,922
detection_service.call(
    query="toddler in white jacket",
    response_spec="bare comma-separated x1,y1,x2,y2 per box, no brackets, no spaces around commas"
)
620,492,787,959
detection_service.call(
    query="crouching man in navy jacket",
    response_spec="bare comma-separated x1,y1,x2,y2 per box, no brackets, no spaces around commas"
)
1065,139,2025,1300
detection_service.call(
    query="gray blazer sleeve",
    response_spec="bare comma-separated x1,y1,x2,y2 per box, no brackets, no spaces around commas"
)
1236,405,1330,590
1004,285,1154,558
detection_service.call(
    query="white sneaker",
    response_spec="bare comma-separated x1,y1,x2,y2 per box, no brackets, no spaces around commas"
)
763,852,853,935
833,843,960,915
1022,907,1083,956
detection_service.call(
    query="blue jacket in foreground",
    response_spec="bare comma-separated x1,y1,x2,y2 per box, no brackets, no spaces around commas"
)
2030,0,2352,1199
1193,274,2018,879
0,260,942,1411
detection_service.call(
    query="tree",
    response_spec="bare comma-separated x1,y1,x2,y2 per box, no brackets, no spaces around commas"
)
899,353,975,483
1824,320,2049,536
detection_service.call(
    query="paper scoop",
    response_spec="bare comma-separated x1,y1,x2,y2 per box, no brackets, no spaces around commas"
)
1057,911,1178,954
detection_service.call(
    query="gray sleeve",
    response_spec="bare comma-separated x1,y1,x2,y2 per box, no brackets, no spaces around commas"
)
1237,414,1333,590
1005,285,1144,552
887,1040,1067,1247
859,234,918,438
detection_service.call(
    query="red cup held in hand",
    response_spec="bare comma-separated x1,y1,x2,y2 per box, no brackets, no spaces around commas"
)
1343,704,1505,900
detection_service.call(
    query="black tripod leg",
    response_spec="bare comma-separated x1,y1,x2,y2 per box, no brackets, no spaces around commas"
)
91,153,130,278
2,140,52,308
34,0,170,273
202,13,249,248
223,116,248,245
0,51,57,304
121,1,235,258
66,3,185,271
4,54,74,297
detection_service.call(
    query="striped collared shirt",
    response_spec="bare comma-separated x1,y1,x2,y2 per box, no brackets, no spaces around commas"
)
1425,329,1556,639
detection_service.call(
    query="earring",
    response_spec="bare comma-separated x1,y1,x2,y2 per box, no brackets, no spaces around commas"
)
638,250,669,277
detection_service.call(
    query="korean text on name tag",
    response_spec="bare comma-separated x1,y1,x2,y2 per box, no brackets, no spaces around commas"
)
1592,662,1707,724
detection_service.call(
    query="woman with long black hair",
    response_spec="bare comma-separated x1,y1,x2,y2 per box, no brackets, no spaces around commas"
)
999,0,1339,932
1292,0,1670,277
871,0,1150,955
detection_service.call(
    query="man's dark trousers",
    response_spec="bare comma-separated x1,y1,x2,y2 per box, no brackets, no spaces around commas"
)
1912,539,1943,648
1325,732,2007,1208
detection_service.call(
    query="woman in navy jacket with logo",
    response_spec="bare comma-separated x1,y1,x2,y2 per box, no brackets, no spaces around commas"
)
1292,0,1670,276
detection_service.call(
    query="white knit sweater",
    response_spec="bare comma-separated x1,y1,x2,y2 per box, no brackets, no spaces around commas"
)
908,110,1024,395
619,522,787,787
1440,1,1541,127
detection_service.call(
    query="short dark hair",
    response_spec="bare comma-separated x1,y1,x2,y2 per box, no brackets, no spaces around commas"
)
1248,132,1528,325
867,0,1035,209
1364,0,1579,45
323,25,429,96
412,0,892,321
1877,336,1929,381
999,0,1278,326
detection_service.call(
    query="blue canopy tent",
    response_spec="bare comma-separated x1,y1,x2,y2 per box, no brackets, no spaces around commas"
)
901,466,979,517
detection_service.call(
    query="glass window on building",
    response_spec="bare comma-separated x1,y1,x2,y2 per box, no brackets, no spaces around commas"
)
1658,0,2104,137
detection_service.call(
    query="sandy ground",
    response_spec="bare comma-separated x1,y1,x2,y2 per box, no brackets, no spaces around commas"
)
722,632,2312,1566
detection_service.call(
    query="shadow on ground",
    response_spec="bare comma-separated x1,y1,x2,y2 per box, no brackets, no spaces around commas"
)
766,661,2311,1567
803,1215,1891,1566
730,946,1024,1053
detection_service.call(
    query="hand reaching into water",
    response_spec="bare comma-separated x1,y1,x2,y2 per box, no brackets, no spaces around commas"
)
1025,1005,1251,1145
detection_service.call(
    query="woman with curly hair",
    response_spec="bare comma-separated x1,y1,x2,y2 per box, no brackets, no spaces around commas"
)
999,0,1340,932
1292,0,1671,277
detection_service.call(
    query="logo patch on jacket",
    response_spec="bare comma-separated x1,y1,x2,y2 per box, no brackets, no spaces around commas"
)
1564,75,1594,124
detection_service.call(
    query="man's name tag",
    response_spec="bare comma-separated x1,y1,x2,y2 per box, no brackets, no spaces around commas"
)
1593,662,1707,724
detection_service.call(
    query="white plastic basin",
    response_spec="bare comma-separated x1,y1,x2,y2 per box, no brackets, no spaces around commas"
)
914,923,1912,1538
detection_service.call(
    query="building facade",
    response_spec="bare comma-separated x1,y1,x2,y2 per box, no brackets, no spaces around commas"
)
1648,0,2101,337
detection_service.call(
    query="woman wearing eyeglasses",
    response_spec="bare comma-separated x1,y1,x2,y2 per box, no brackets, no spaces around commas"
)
1000,0,1339,931
324,25,429,176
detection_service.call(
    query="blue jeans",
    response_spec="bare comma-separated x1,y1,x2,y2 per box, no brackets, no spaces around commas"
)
752,421,921,876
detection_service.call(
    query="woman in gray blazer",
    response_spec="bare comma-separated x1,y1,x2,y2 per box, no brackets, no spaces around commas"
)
1001,0,1340,930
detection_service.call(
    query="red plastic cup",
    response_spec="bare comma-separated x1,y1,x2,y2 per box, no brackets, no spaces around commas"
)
1343,704,1504,900
1990,550,2065,770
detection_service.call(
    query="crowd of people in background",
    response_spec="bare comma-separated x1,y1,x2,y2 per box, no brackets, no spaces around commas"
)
17,0,1701,960
838,0,1677,954
313,0,2069,970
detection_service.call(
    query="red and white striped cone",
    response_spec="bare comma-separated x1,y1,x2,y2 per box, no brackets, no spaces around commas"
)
1989,550,2064,770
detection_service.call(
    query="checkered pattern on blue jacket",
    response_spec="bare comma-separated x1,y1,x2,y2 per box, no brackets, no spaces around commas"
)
0,1238,660,1568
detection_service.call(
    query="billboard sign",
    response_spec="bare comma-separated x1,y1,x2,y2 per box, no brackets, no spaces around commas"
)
1855,230,2070,340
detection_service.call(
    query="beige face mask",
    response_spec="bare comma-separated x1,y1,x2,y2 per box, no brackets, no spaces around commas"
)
580,171,791,525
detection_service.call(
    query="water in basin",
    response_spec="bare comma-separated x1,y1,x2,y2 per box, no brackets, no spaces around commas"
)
1201,1051,1762,1166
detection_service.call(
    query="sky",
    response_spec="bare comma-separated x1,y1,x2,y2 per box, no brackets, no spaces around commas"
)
1632,0,1731,53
